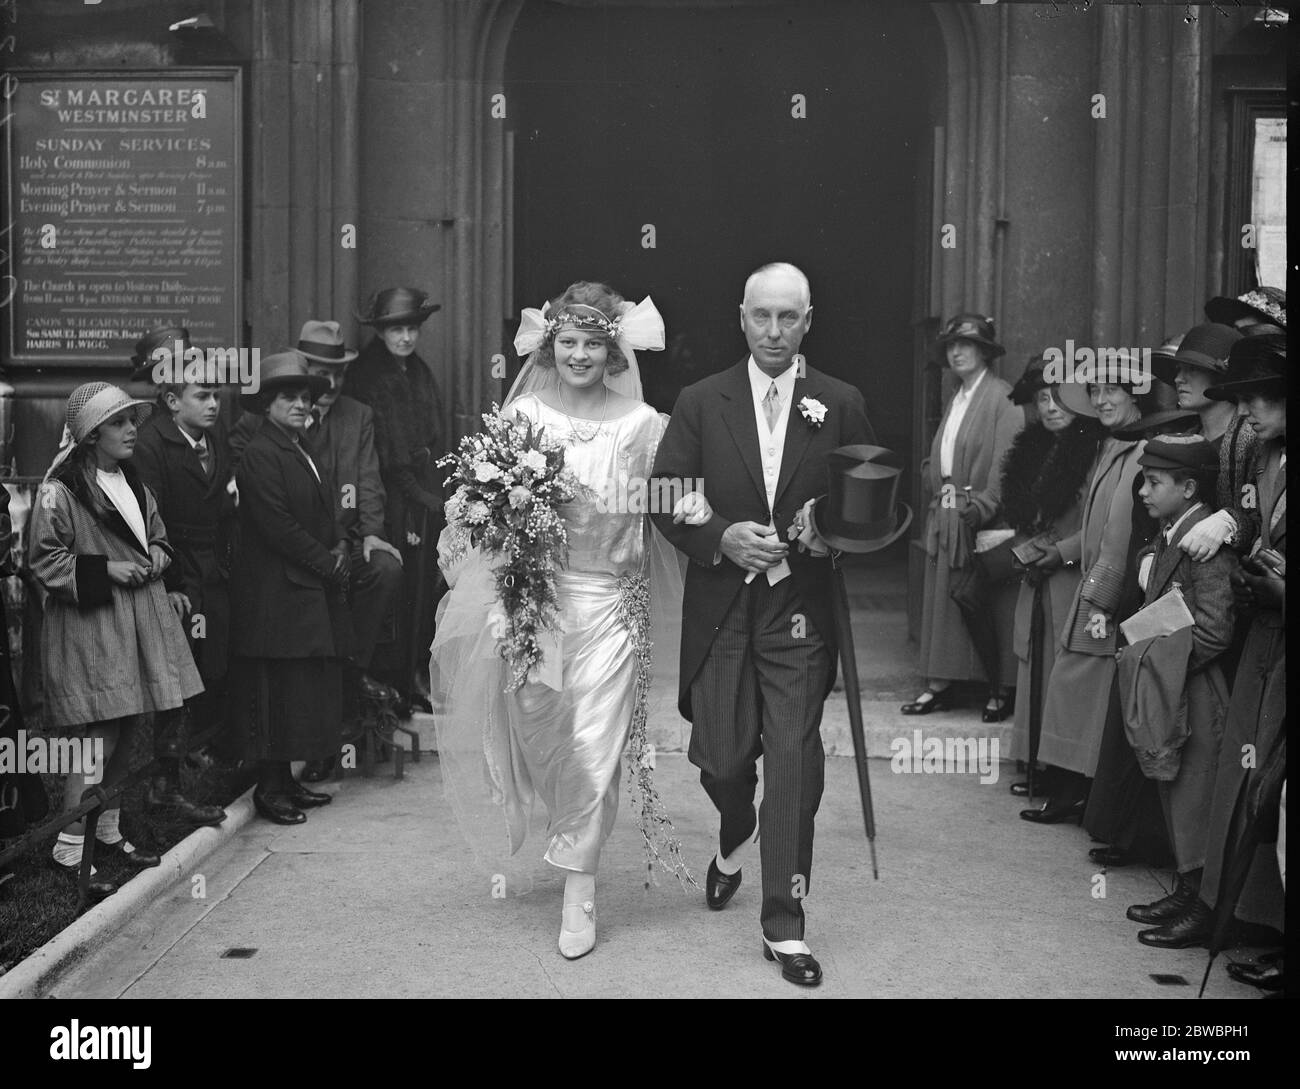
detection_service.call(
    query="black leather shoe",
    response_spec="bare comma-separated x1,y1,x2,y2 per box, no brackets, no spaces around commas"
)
359,674,398,702
254,790,307,825
1089,846,1132,867
408,692,433,714
1127,876,1196,924
300,759,335,783
1010,779,1052,798
762,941,823,986
147,781,227,827
1019,798,1085,825
982,693,1014,723
287,785,333,808
900,688,953,715
705,857,742,910
1137,899,1212,948
94,839,162,869
49,858,118,900
1226,959,1285,992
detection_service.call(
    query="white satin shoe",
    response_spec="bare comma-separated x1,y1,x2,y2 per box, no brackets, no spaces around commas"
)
558,900,596,960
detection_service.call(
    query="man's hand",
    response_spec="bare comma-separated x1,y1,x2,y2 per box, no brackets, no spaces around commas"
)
720,521,788,574
1236,556,1285,612
148,545,171,579
226,477,240,508
406,530,422,547
167,591,192,619
1180,509,1235,562
786,497,829,557
959,502,982,529
363,534,404,566
107,560,150,587
672,491,713,526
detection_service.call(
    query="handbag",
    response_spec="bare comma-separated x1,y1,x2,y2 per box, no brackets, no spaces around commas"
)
974,531,1026,585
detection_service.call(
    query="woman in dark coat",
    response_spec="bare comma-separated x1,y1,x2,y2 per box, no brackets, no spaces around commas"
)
229,352,353,825
999,359,1105,794
346,288,445,708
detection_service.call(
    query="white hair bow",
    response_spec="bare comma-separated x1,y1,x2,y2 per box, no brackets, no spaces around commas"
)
511,296,666,358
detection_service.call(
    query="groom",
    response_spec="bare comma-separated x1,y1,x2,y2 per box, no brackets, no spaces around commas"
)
651,262,875,985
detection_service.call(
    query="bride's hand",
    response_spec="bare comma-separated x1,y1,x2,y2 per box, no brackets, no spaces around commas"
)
672,491,712,526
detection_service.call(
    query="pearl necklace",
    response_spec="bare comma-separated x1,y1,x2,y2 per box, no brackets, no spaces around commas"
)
556,384,609,442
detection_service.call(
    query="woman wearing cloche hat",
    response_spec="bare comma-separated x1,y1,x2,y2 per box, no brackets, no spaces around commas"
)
28,382,204,895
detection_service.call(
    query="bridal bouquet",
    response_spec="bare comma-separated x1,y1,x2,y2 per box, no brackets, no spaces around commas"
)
438,406,577,690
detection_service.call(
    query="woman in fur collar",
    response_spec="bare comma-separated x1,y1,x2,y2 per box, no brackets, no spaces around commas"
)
1000,360,1103,796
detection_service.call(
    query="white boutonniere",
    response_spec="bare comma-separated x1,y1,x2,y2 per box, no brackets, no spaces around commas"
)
798,396,827,429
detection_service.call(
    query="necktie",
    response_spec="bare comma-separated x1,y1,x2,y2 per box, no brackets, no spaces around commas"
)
763,381,780,432
309,408,323,431
195,438,212,477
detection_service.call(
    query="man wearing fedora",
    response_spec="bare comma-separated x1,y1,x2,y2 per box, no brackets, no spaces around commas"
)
232,321,402,722
346,288,446,711
651,262,904,986
130,325,231,827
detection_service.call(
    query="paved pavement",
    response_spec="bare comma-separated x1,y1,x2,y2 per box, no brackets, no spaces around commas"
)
50,751,1265,999
44,559,1273,998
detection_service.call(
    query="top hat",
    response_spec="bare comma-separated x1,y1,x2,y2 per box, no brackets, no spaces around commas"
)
130,325,191,381
808,445,914,554
1055,348,1150,418
1138,434,1220,474
935,313,1005,360
1008,354,1050,405
1204,287,1286,331
1149,323,1242,385
1205,333,1287,402
296,320,358,365
355,287,441,328
240,350,331,411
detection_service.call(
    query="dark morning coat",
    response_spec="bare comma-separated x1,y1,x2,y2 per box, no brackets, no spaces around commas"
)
650,359,875,720
132,413,235,680
231,394,387,544
229,418,353,661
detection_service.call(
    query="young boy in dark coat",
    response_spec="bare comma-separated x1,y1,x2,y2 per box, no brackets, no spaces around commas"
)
132,328,231,827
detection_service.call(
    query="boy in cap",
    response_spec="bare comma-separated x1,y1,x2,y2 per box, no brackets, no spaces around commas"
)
1124,435,1235,946
131,326,231,827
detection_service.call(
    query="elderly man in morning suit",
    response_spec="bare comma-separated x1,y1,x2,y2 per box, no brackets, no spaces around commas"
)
650,263,876,986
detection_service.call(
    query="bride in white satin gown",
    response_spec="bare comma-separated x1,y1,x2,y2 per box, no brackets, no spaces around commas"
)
430,281,700,960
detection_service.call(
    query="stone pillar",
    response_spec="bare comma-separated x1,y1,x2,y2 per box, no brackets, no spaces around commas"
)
248,0,360,352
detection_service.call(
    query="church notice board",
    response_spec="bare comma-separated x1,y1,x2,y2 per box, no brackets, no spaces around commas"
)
3,69,242,366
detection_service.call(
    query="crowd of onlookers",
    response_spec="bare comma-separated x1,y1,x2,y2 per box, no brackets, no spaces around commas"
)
0,287,446,899
905,289,1285,993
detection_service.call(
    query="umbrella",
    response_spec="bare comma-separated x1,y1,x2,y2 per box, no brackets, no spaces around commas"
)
1198,727,1286,997
1027,577,1045,799
829,552,878,878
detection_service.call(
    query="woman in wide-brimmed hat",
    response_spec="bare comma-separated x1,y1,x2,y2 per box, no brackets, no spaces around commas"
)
28,382,204,896
1023,351,1151,824
228,352,354,825
346,287,445,710
905,313,1023,722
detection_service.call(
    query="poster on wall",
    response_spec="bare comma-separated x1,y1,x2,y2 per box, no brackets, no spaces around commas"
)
3,69,242,366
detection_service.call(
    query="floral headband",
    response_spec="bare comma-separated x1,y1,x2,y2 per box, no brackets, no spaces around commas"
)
513,296,665,357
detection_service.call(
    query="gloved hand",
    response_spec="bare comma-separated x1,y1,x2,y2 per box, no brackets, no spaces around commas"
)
1179,508,1236,562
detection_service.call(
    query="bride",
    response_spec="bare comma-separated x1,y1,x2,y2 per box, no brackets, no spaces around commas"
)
430,281,700,959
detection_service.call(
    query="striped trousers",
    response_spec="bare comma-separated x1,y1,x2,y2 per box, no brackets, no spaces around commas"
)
688,576,832,942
